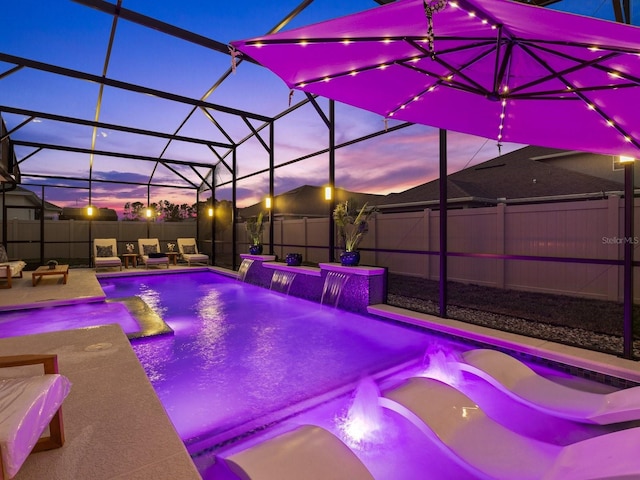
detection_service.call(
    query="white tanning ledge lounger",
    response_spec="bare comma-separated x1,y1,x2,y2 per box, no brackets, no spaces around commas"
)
382,377,640,480
457,349,640,425
219,425,374,480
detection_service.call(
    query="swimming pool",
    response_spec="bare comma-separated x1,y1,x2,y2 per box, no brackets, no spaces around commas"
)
98,271,473,452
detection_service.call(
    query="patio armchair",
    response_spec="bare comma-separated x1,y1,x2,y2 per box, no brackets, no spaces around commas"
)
93,238,122,271
0,244,26,289
176,238,209,266
137,238,170,269
0,354,71,480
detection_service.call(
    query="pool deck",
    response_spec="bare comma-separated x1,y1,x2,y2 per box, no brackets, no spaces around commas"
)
0,324,200,480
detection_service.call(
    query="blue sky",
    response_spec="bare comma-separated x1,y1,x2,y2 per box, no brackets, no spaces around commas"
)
2,0,636,213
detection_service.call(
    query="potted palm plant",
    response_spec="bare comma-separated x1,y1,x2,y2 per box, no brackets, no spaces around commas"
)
333,201,377,266
246,211,265,254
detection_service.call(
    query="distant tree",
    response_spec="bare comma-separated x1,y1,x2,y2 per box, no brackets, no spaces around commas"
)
122,201,146,221
122,200,197,221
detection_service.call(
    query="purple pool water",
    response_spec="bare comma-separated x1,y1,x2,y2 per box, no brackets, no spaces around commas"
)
0,301,140,338
99,271,465,451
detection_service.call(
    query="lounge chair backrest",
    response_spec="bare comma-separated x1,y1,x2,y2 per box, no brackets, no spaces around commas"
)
93,238,118,258
138,238,161,256
177,238,198,255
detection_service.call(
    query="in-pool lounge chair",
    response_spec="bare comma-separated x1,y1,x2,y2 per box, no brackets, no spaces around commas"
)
93,238,122,271
138,238,170,269
382,377,640,480
216,425,374,480
0,244,26,289
457,349,640,425
0,354,71,480
176,238,209,266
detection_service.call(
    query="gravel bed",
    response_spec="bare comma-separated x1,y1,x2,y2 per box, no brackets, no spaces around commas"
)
388,293,640,358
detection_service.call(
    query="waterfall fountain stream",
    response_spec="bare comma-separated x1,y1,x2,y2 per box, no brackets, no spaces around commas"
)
270,270,297,294
321,271,350,307
237,259,254,282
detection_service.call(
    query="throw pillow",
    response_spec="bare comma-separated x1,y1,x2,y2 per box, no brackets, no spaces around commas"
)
0,245,8,263
96,245,113,257
143,244,158,255
183,245,197,254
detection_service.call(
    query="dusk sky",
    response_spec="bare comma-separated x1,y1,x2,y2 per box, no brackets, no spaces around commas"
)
2,0,636,215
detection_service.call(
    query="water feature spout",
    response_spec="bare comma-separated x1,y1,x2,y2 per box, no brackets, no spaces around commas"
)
321,271,350,307
270,270,297,294
417,346,463,387
237,259,254,282
337,377,384,449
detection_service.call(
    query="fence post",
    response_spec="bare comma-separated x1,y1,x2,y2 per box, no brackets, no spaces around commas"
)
607,194,621,302
496,201,506,289
423,208,430,279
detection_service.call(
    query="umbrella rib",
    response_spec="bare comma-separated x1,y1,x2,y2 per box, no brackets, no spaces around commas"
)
517,42,640,150
526,42,640,85
403,39,497,95
509,83,637,99
243,35,497,47
290,37,500,88
509,49,622,95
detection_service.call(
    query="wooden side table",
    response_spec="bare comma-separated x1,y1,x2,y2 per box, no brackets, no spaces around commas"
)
122,254,138,268
165,252,179,265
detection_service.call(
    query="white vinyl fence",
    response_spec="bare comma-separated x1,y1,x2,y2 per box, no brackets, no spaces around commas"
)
3,196,637,302
235,195,638,303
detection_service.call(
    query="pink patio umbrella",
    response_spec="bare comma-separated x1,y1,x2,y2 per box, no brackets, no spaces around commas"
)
232,0,640,158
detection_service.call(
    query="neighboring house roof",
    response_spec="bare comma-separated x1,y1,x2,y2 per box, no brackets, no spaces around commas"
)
379,146,624,211
60,207,118,221
238,147,627,218
239,185,384,219
2,186,63,213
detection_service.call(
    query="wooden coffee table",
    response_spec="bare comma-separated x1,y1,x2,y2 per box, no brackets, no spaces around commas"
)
32,264,70,286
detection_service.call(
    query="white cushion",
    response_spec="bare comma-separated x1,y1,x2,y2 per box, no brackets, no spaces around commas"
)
0,262,26,279
0,374,71,479
183,253,208,264
95,257,121,266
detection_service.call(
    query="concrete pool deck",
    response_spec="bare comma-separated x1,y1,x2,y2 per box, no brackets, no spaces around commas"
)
0,324,200,480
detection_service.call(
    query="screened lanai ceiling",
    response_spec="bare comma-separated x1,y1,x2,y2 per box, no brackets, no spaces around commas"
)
0,0,636,211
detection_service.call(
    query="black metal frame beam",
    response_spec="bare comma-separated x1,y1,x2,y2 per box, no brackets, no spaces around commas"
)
0,106,234,149
12,140,216,170
0,53,272,123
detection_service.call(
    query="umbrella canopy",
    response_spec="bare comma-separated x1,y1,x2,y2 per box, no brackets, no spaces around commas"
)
232,0,640,158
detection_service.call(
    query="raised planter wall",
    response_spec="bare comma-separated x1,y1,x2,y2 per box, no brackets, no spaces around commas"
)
240,254,386,313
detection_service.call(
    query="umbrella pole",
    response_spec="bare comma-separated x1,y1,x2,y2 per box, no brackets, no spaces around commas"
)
439,129,448,318
623,161,634,359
